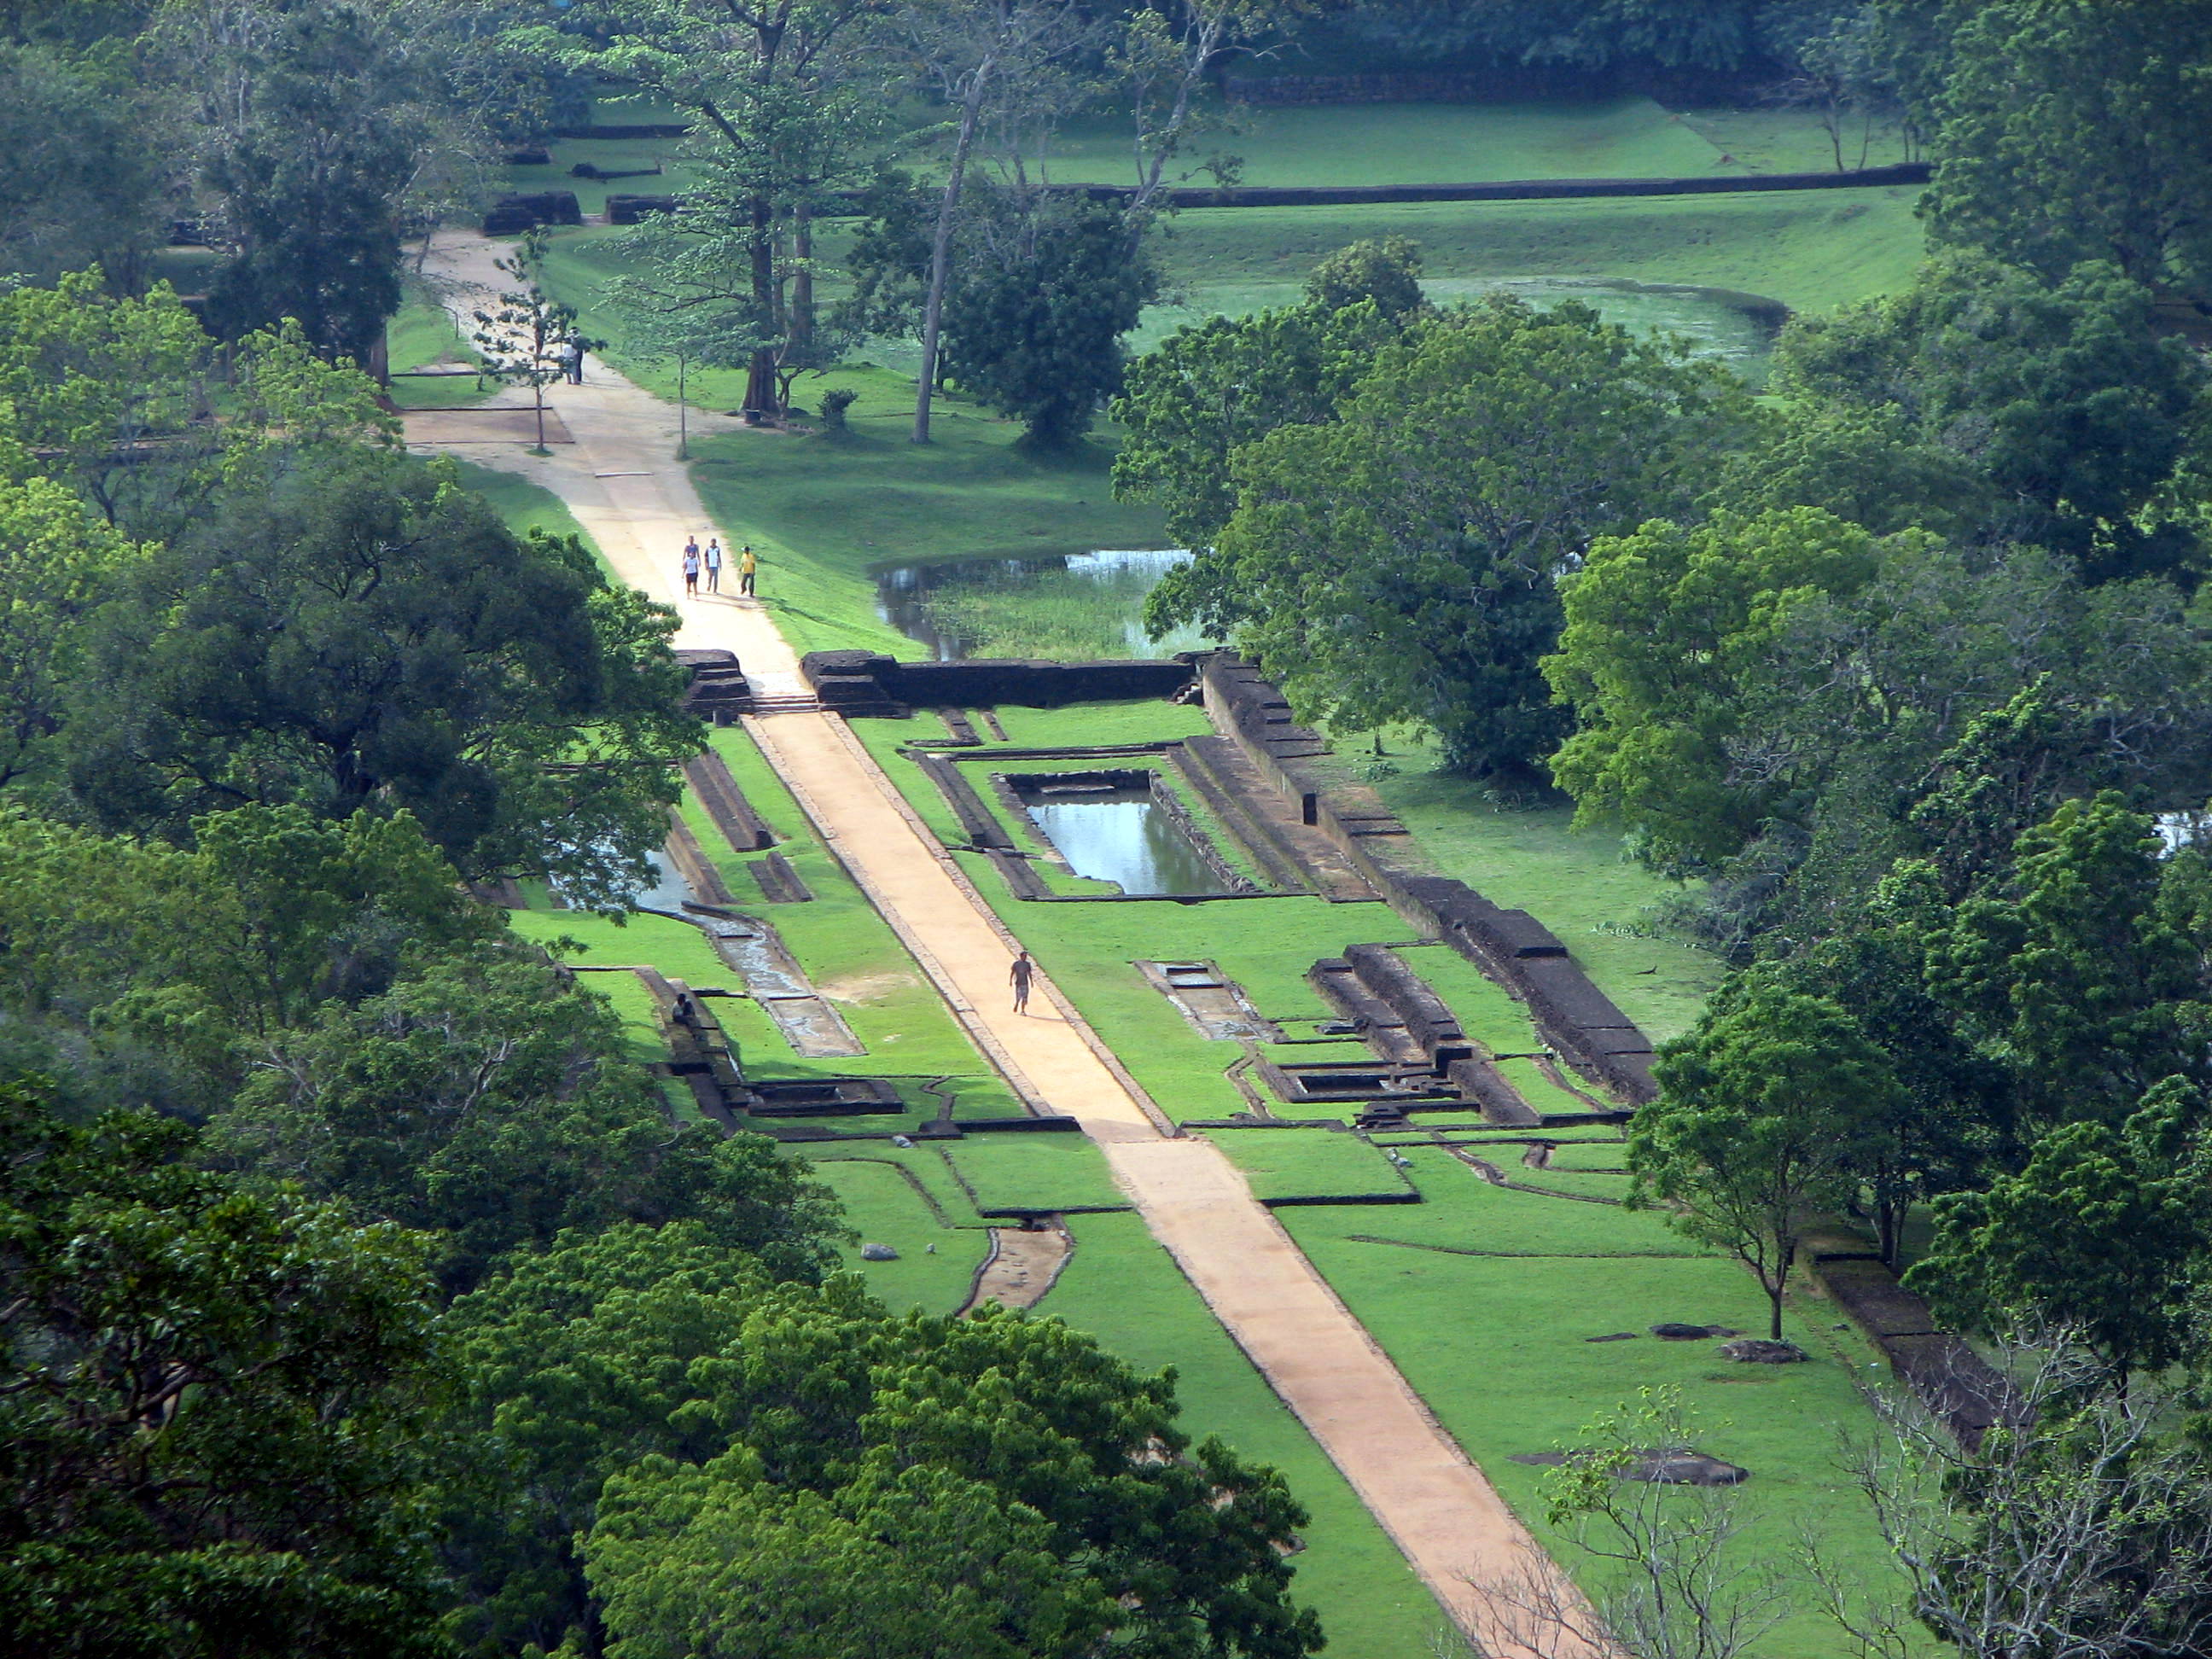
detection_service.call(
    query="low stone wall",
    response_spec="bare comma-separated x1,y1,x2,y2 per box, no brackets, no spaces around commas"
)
482,191,582,235
801,649,1196,713
607,194,681,224
1343,944,1472,1069
675,648,754,719
1198,652,1657,1103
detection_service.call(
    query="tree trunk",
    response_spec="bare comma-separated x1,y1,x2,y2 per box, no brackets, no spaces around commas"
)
791,207,814,354
745,188,780,416
913,87,987,445
676,356,689,460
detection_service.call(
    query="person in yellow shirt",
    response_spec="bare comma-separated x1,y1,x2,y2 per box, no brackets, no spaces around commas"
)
738,545,759,597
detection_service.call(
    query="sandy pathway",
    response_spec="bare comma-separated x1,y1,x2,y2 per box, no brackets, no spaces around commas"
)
405,230,1594,1655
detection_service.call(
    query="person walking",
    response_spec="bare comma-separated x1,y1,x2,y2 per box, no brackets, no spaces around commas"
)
739,544,758,597
702,538,722,593
1010,949,1035,1015
562,339,584,385
681,540,700,597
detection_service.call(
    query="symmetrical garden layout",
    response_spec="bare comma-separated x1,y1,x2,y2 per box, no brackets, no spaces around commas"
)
405,250,1934,1659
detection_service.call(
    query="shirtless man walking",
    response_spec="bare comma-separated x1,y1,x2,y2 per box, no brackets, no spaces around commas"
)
1010,950,1035,1015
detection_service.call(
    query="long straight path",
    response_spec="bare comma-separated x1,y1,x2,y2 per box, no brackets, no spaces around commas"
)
405,231,1596,1656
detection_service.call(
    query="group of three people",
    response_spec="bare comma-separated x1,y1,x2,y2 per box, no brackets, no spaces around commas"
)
681,536,757,597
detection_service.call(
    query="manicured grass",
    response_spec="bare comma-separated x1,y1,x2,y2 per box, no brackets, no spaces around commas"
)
1674,106,1916,174
1210,1128,1417,1204
503,134,703,216
1279,1187,1924,1657
387,276,492,410
445,458,599,549
1045,96,1729,189
1045,1213,1453,1659
1353,1148,1703,1258
987,701,1217,748
1543,1141,1630,1173
801,1141,985,1228
940,1133,1132,1214
813,1158,990,1314
1150,184,1925,317
1371,765,1723,1046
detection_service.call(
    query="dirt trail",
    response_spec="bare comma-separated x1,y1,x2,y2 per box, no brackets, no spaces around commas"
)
404,230,1596,1656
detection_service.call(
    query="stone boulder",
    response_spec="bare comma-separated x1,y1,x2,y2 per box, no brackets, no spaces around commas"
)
1720,1338,1809,1364
859,1243,899,1261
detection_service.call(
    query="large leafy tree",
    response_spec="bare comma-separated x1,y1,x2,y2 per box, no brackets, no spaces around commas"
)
1151,295,1755,775
1920,793,2203,1124
0,42,175,288
62,446,696,908
207,955,846,1289
1630,986,1895,1338
1114,243,1420,553
1771,252,2210,584
545,0,896,419
1909,1077,2212,1382
1545,507,1891,874
940,190,1160,450
443,1223,1321,1659
0,468,151,796
0,1083,455,1659
193,3,422,364
1915,0,2212,306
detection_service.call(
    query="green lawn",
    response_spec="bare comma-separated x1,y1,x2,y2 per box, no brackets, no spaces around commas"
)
1046,1213,1454,1659
1280,1164,1924,1658
1149,183,1925,319
814,1157,991,1314
445,458,598,548
1211,1128,1418,1204
1370,765,1723,1046
387,276,492,410
1043,96,1728,189
940,1133,1132,1214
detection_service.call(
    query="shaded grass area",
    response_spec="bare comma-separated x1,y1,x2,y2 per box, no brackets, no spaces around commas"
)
1047,1212,1452,1658
445,458,599,549
1674,106,1916,174
387,276,492,410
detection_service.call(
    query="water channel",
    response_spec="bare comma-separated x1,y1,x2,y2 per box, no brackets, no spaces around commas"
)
1016,776,1227,897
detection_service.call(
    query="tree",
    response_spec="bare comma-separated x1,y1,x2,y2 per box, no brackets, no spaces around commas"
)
1771,252,2210,585
0,1082,455,1659
1152,296,1755,775
62,448,696,909
1544,508,1891,875
194,2,420,364
1301,233,1427,319
901,0,1097,444
1467,1388,1790,1659
1907,1079,2212,1382
1114,278,1406,551
471,229,579,454
548,0,898,421
0,471,151,795
1629,987,1894,1338
206,954,846,1289
444,1223,1322,1659
940,189,1159,449
1920,793,2200,1123
1823,1331,2212,1657
0,42,175,289
0,269,210,524
1916,0,2212,306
